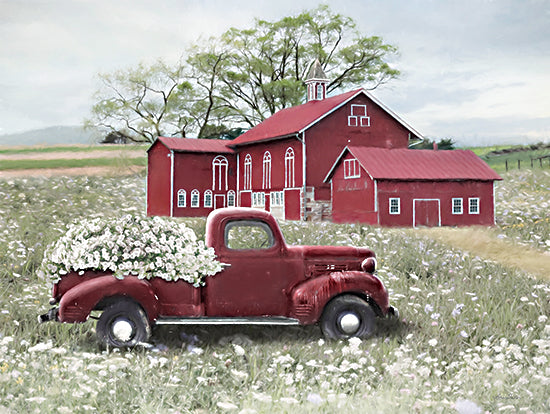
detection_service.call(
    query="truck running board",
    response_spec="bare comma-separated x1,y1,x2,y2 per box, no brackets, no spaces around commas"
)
155,316,301,326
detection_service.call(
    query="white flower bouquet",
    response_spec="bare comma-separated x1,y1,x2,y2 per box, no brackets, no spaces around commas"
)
39,215,222,287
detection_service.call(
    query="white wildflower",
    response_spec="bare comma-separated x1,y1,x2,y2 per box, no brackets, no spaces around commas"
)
428,338,438,347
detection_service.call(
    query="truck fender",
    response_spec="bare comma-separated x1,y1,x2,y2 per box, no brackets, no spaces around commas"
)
289,271,388,325
58,275,159,323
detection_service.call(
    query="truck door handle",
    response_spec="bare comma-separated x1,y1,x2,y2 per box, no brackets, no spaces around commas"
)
221,263,231,268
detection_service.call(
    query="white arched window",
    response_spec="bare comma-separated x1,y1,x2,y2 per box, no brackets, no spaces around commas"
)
227,190,236,207
244,154,252,190
285,148,295,188
212,155,228,191
204,190,213,208
177,189,186,208
262,151,271,189
190,189,199,208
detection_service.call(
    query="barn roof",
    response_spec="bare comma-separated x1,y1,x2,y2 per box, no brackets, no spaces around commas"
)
230,89,424,147
325,146,502,182
152,136,234,154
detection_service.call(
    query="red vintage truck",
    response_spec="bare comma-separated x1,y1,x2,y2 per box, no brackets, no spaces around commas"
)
40,208,396,347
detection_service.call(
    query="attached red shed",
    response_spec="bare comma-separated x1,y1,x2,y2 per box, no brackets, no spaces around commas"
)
325,147,502,227
147,137,236,217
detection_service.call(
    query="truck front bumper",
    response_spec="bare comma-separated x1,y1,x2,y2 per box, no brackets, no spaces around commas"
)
38,307,59,323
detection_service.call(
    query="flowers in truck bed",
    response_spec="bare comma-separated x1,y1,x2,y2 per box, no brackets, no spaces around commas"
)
39,215,222,286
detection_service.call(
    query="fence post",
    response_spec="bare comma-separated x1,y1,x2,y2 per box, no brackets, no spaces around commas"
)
531,157,534,168
505,159,508,171
518,159,521,169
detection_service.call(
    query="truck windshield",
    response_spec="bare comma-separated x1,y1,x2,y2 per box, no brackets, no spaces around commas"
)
224,220,274,250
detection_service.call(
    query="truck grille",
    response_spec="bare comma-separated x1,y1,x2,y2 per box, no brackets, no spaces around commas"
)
293,304,314,317
311,264,348,277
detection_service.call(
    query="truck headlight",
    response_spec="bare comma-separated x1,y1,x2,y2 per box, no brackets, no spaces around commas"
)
361,257,377,273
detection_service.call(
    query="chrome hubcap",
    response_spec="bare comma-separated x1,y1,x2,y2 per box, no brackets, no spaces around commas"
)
339,313,361,334
112,318,134,342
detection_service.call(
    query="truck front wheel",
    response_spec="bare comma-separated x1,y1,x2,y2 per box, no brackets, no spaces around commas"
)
96,300,151,348
320,295,375,339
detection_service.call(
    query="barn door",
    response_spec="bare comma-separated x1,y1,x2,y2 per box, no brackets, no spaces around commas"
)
414,199,440,227
214,194,226,209
284,189,302,221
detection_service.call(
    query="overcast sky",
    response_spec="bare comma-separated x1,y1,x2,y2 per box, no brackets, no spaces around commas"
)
1,0,549,146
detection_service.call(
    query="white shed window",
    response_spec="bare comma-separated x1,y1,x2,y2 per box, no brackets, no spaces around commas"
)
244,154,252,190
262,151,271,189
452,198,463,215
348,104,370,127
469,198,480,214
204,190,213,208
285,148,295,188
389,198,400,215
190,189,200,208
227,190,236,207
177,189,186,208
271,191,284,207
212,155,228,191
252,192,265,207
344,158,360,179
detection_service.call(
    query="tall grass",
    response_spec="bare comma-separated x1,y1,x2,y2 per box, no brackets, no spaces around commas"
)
0,171,549,412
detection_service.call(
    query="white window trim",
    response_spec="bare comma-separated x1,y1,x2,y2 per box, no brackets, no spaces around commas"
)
344,158,360,179
212,155,228,191
469,197,480,215
227,190,236,207
348,104,370,127
285,147,295,188
252,192,266,208
244,154,252,190
263,151,271,189
452,198,463,215
177,189,186,208
270,191,284,207
389,198,400,215
190,189,200,208
204,190,213,208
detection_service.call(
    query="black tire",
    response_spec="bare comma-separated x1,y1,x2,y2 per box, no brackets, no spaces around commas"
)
96,300,151,348
320,295,376,340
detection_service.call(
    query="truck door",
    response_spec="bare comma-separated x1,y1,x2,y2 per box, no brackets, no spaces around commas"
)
204,220,293,317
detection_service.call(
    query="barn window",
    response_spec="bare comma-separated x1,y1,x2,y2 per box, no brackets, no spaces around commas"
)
316,83,324,100
285,148,295,187
271,191,284,207
252,192,265,207
212,156,228,191
227,190,236,207
389,198,400,215
177,189,186,208
262,151,272,189
344,158,360,179
244,154,252,190
348,104,370,127
469,198,480,214
191,190,200,208
204,190,213,208
452,198,463,215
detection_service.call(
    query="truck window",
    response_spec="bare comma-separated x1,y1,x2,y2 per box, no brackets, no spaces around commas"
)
224,220,274,250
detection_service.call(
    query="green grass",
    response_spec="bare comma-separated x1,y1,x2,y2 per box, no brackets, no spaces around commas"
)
0,157,146,171
462,144,550,173
0,171,549,413
0,144,149,155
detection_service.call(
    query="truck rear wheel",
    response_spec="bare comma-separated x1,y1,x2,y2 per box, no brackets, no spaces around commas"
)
96,300,151,348
320,295,375,339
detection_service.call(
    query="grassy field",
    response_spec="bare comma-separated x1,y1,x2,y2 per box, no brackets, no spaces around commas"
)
0,168,549,412
0,144,149,155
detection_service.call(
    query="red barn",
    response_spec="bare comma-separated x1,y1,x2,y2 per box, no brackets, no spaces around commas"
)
147,137,236,217
146,61,501,227
325,146,502,227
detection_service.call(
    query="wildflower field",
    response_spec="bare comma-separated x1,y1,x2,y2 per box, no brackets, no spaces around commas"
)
0,169,549,413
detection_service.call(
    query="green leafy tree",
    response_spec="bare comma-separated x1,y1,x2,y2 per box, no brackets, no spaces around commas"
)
86,5,399,141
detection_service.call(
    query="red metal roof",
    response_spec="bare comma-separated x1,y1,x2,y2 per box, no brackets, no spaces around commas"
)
153,137,234,154
230,88,425,147
326,147,502,182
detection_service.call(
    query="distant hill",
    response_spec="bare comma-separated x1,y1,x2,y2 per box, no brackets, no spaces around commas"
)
0,126,104,146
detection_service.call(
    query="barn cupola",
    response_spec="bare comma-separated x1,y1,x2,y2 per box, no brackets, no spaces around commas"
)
305,59,329,102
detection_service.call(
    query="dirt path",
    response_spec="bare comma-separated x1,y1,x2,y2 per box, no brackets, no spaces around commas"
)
415,227,550,281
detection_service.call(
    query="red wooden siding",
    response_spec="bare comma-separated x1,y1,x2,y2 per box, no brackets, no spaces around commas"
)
147,142,171,217
306,94,411,201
